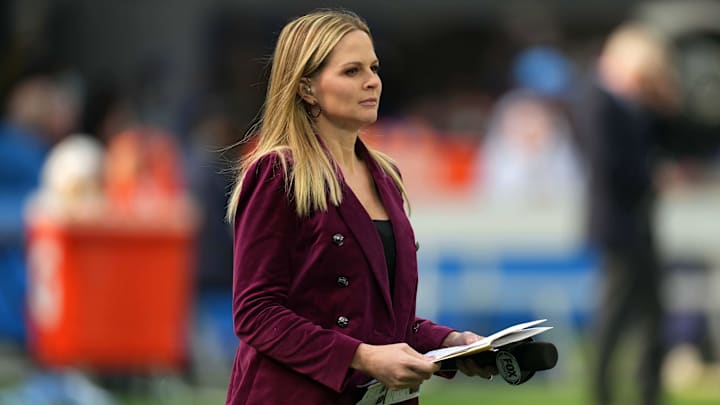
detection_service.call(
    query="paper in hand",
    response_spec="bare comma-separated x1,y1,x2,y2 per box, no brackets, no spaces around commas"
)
423,319,553,362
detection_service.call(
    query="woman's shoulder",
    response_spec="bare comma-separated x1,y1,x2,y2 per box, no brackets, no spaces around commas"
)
245,148,294,181
237,149,295,208
233,149,297,223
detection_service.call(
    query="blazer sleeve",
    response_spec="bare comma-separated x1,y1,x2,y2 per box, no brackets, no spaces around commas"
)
409,317,455,354
232,154,362,393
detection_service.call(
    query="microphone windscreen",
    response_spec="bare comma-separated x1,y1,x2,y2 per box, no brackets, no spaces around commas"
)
511,341,558,371
438,341,558,374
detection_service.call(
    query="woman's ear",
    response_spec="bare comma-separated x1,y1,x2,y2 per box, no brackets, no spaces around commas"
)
298,79,315,104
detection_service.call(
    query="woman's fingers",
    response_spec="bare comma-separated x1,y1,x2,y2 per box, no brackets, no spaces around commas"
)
456,357,498,379
355,343,440,390
442,331,484,347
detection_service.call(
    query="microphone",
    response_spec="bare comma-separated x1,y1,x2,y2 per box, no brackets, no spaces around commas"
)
440,340,558,385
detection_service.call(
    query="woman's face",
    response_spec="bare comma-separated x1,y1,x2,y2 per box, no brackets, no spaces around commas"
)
310,30,381,131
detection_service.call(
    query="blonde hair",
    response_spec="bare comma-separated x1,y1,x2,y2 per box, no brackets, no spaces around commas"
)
226,9,409,221
599,22,680,112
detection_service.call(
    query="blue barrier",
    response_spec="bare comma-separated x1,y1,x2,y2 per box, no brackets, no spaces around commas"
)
432,245,599,334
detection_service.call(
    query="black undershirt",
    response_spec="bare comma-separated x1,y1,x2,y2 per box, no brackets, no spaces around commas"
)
372,220,396,295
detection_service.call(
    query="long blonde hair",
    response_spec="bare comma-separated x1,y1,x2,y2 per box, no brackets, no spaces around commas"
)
226,9,409,221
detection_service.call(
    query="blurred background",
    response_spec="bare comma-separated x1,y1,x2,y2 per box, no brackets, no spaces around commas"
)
1,0,720,404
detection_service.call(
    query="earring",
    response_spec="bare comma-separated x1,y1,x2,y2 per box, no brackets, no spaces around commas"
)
305,86,312,94
305,102,321,119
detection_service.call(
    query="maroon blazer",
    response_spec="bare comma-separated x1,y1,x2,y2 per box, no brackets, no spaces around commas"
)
226,140,454,404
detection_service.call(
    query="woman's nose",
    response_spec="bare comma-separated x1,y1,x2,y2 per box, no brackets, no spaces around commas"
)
365,73,381,89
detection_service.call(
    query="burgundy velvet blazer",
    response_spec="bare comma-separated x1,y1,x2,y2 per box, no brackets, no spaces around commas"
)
226,140,454,405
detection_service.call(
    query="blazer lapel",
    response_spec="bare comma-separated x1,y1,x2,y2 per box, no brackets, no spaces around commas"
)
359,142,416,323
335,184,395,317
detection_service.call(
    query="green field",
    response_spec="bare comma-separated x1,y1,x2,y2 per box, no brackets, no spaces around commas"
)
5,339,718,405
116,375,720,405
116,339,720,405
421,377,720,405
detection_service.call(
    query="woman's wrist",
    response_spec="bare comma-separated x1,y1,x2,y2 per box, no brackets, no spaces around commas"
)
351,343,371,372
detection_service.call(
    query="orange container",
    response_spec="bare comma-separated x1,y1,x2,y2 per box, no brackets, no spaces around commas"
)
26,218,195,372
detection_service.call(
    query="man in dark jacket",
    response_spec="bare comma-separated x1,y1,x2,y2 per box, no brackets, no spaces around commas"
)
577,22,684,405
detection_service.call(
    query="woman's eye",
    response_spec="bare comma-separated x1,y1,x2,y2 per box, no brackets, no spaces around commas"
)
345,68,358,76
371,65,380,73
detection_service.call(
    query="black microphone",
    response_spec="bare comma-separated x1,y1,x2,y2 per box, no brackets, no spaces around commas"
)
440,340,558,385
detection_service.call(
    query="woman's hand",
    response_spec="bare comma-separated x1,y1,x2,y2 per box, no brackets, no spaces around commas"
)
351,343,440,390
441,331,498,380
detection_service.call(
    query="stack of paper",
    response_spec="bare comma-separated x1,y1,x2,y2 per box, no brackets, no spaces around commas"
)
424,319,553,362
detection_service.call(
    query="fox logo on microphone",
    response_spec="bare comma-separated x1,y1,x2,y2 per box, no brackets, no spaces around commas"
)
496,351,522,385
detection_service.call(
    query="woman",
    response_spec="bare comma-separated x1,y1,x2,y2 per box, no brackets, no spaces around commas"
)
226,9,494,404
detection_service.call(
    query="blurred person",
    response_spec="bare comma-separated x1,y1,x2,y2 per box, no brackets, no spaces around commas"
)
0,73,81,343
480,89,583,203
477,45,584,203
28,134,105,219
184,103,243,385
187,103,239,292
575,22,685,405
224,9,497,405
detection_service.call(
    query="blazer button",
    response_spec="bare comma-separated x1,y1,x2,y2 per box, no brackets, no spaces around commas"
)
336,276,349,287
332,233,345,246
337,316,350,328
412,322,420,333
415,241,420,251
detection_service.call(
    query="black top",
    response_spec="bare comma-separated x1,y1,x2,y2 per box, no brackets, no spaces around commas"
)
584,86,658,252
372,220,396,294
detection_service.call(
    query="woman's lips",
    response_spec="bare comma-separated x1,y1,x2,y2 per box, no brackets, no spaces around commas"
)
360,98,378,106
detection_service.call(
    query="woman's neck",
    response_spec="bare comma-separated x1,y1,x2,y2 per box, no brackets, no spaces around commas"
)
316,124,362,174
